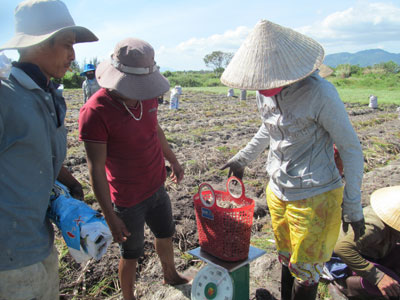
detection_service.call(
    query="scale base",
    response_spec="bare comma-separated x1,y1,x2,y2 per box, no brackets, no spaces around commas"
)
188,246,266,300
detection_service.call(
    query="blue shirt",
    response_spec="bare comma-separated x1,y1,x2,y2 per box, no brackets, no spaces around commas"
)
0,66,67,270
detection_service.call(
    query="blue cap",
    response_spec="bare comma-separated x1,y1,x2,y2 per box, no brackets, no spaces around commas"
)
80,63,96,76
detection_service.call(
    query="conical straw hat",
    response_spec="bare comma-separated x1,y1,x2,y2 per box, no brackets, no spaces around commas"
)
319,64,334,78
221,19,325,90
370,186,400,231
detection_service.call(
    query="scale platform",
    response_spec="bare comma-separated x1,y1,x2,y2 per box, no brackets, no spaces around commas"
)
188,246,266,272
188,246,266,300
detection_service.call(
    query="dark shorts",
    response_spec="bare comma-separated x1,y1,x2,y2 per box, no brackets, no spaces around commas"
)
113,185,175,259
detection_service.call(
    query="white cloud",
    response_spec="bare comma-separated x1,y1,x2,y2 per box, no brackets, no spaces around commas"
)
73,19,157,66
297,2,400,51
155,1,400,70
175,26,250,52
156,26,251,70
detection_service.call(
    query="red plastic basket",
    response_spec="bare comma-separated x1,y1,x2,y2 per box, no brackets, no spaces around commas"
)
193,177,255,261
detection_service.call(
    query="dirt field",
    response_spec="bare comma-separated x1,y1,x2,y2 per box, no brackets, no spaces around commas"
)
58,89,400,300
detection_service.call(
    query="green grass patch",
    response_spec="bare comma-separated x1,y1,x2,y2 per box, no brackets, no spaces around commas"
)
165,133,186,147
250,222,276,251
180,252,194,261
318,281,332,300
84,192,96,205
165,135,177,143
363,137,400,172
87,276,118,297
56,238,74,284
189,127,208,136
370,137,399,154
191,185,200,195
69,129,79,138
215,145,239,155
67,145,80,156
250,237,276,252
243,179,264,188
67,101,83,110
216,145,230,153
335,87,400,105
186,86,400,105
353,113,398,130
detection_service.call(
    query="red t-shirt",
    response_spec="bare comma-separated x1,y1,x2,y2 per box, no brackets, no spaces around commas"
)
79,88,166,207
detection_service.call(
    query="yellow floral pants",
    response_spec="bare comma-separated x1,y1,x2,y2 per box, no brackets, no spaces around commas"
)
266,185,343,285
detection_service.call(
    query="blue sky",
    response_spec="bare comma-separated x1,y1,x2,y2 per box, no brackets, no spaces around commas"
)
1,0,399,71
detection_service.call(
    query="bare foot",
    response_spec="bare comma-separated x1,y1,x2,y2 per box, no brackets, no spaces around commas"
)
163,273,192,286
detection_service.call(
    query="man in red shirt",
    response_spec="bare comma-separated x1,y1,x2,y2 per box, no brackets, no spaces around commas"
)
79,38,188,300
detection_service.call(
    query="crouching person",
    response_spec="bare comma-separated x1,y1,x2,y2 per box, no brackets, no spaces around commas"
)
79,38,189,300
333,186,400,299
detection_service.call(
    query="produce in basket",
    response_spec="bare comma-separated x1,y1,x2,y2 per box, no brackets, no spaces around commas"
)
217,199,245,209
193,177,255,261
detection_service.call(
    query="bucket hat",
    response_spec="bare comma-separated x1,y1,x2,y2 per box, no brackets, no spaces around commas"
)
370,186,400,231
96,38,170,101
221,19,324,90
80,63,96,76
0,0,98,50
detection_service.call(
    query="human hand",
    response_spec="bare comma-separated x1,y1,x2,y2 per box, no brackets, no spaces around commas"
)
220,160,244,180
342,218,365,241
377,274,400,299
69,182,84,200
169,162,184,184
106,214,131,243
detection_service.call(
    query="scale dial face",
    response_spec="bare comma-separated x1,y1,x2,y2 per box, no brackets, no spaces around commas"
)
191,265,233,300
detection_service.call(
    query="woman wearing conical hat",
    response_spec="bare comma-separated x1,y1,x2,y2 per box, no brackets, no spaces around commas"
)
333,186,400,299
220,20,365,300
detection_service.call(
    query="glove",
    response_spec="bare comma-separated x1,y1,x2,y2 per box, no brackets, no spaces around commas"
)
220,159,245,180
342,218,365,241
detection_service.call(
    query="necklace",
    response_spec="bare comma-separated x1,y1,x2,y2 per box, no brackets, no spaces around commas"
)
122,100,143,121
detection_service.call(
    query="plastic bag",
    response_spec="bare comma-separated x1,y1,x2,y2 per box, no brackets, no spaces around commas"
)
47,181,112,263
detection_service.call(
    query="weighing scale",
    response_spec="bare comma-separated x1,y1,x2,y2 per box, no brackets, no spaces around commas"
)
189,246,266,300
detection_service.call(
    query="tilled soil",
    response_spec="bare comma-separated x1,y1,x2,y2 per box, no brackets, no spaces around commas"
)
58,90,400,300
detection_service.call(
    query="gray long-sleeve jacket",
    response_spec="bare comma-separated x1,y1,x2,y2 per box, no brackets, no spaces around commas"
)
230,72,364,222
82,78,100,103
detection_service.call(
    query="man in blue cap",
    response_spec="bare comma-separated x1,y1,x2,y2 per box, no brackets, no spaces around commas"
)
81,63,100,103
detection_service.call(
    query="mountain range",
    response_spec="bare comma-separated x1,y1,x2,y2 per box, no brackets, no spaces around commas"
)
324,49,400,68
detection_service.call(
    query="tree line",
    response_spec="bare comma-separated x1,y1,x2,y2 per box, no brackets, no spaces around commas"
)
56,51,399,89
